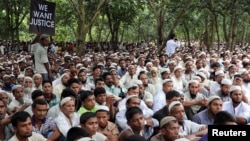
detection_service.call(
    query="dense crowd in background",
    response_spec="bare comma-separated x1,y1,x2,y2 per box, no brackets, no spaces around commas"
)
0,33,250,141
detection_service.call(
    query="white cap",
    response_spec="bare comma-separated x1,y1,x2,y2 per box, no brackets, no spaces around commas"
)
168,101,182,112
3,75,10,79
173,66,183,72
175,138,190,141
229,85,242,92
161,68,170,74
60,97,73,106
97,105,109,112
215,70,224,76
238,68,248,75
127,83,138,89
77,137,92,141
221,79,232,85
207,95,221,104
17,74,25,79
12,85,23,91
133,80,143,85
146,62,153,66
196,71,206,79
162,79,172,85
39,34,50,40
188,79,199,85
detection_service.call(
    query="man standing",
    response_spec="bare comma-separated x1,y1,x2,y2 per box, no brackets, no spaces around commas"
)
166,33,180,57
34,34,51,81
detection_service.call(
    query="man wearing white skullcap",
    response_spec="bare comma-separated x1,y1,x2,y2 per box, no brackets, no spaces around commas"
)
210,70,225,94
222,85,250,125
55,97,79,138
212,79,232,102
192,95,223,125
168,101,207,137
183,79,208,120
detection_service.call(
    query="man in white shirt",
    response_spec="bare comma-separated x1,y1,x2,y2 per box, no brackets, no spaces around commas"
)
166,33,180,57
222,85,250,125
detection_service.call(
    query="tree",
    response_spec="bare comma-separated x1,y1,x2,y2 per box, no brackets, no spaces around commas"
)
68,0,107,56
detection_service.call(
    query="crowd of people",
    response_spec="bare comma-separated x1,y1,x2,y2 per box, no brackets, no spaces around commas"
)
0,33,250,141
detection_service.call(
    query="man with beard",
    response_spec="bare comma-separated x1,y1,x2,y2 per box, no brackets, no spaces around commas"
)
103,72,121,97
212,79,232,102
168,101,207,139
78,69,93,91
192,95,223,125
138,71,156,96
222,85,250,125
55,97,80,139
182,80,207,120
9,111,47,141
209,70,225,94
31,99,61,140
239,68,250,91
53,72,71,98
23,76,36,100
33,73,43,91
8,85,32,113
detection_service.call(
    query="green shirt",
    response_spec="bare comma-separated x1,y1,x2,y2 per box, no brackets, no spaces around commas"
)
77,106,97,115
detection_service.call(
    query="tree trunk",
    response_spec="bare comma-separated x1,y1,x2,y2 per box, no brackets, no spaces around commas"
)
229,7,237,51
183,22,191,47
222,16,228,48
214,15,220,52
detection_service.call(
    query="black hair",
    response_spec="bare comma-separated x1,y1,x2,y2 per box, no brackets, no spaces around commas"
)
67,78,81,87
80,90,94,102
165,90,181,100
125,107,143,121
92,65,102,72
31,90,44,100
214,111,236,125
138,71,147,80
32,99,48,109
80,112,96,124
42,80,52,86
126,96,139,105
61,88,77,100
127,134,146,141
67,127,89,141
11,111,31,127
94,87,106,97
102,72,112,80
94,77,104,86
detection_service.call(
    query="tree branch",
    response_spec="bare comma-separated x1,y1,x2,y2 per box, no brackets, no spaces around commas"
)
68,0,82,21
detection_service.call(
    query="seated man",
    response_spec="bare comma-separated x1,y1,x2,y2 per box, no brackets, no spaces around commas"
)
55,97,80,138
222,85,250,125
116,96,158,130
168,101,207,138
67,127,89,141
77,90,98,115
80,112,107,141
119,107,154,141
8,85,32,114
0,99,14,140
31,99,61,140
9,111,47,141
96,105,119,141
192,95,223,125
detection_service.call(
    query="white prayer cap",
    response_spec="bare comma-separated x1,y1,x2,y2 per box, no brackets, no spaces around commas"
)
161,68,170,74
162,79,172,85
188,79,199,85
97,105,110,112
215,70,224,76
196,71,206,79
168,101,183,112
229,85,242,93
146,62,153,66
97,62,104,67
12,85,23,91
33,73,42,78
160,116,176,128
17,74,25,79
39,34,50,40
77,137,92,141
76,63,83,68
238,68,248,75
175,138,190,141
24,76,33,81
3,75,10,79
173,66,183,72
127,83,138,90
60,97,73,106
221,79,232,85
207,95,221,104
